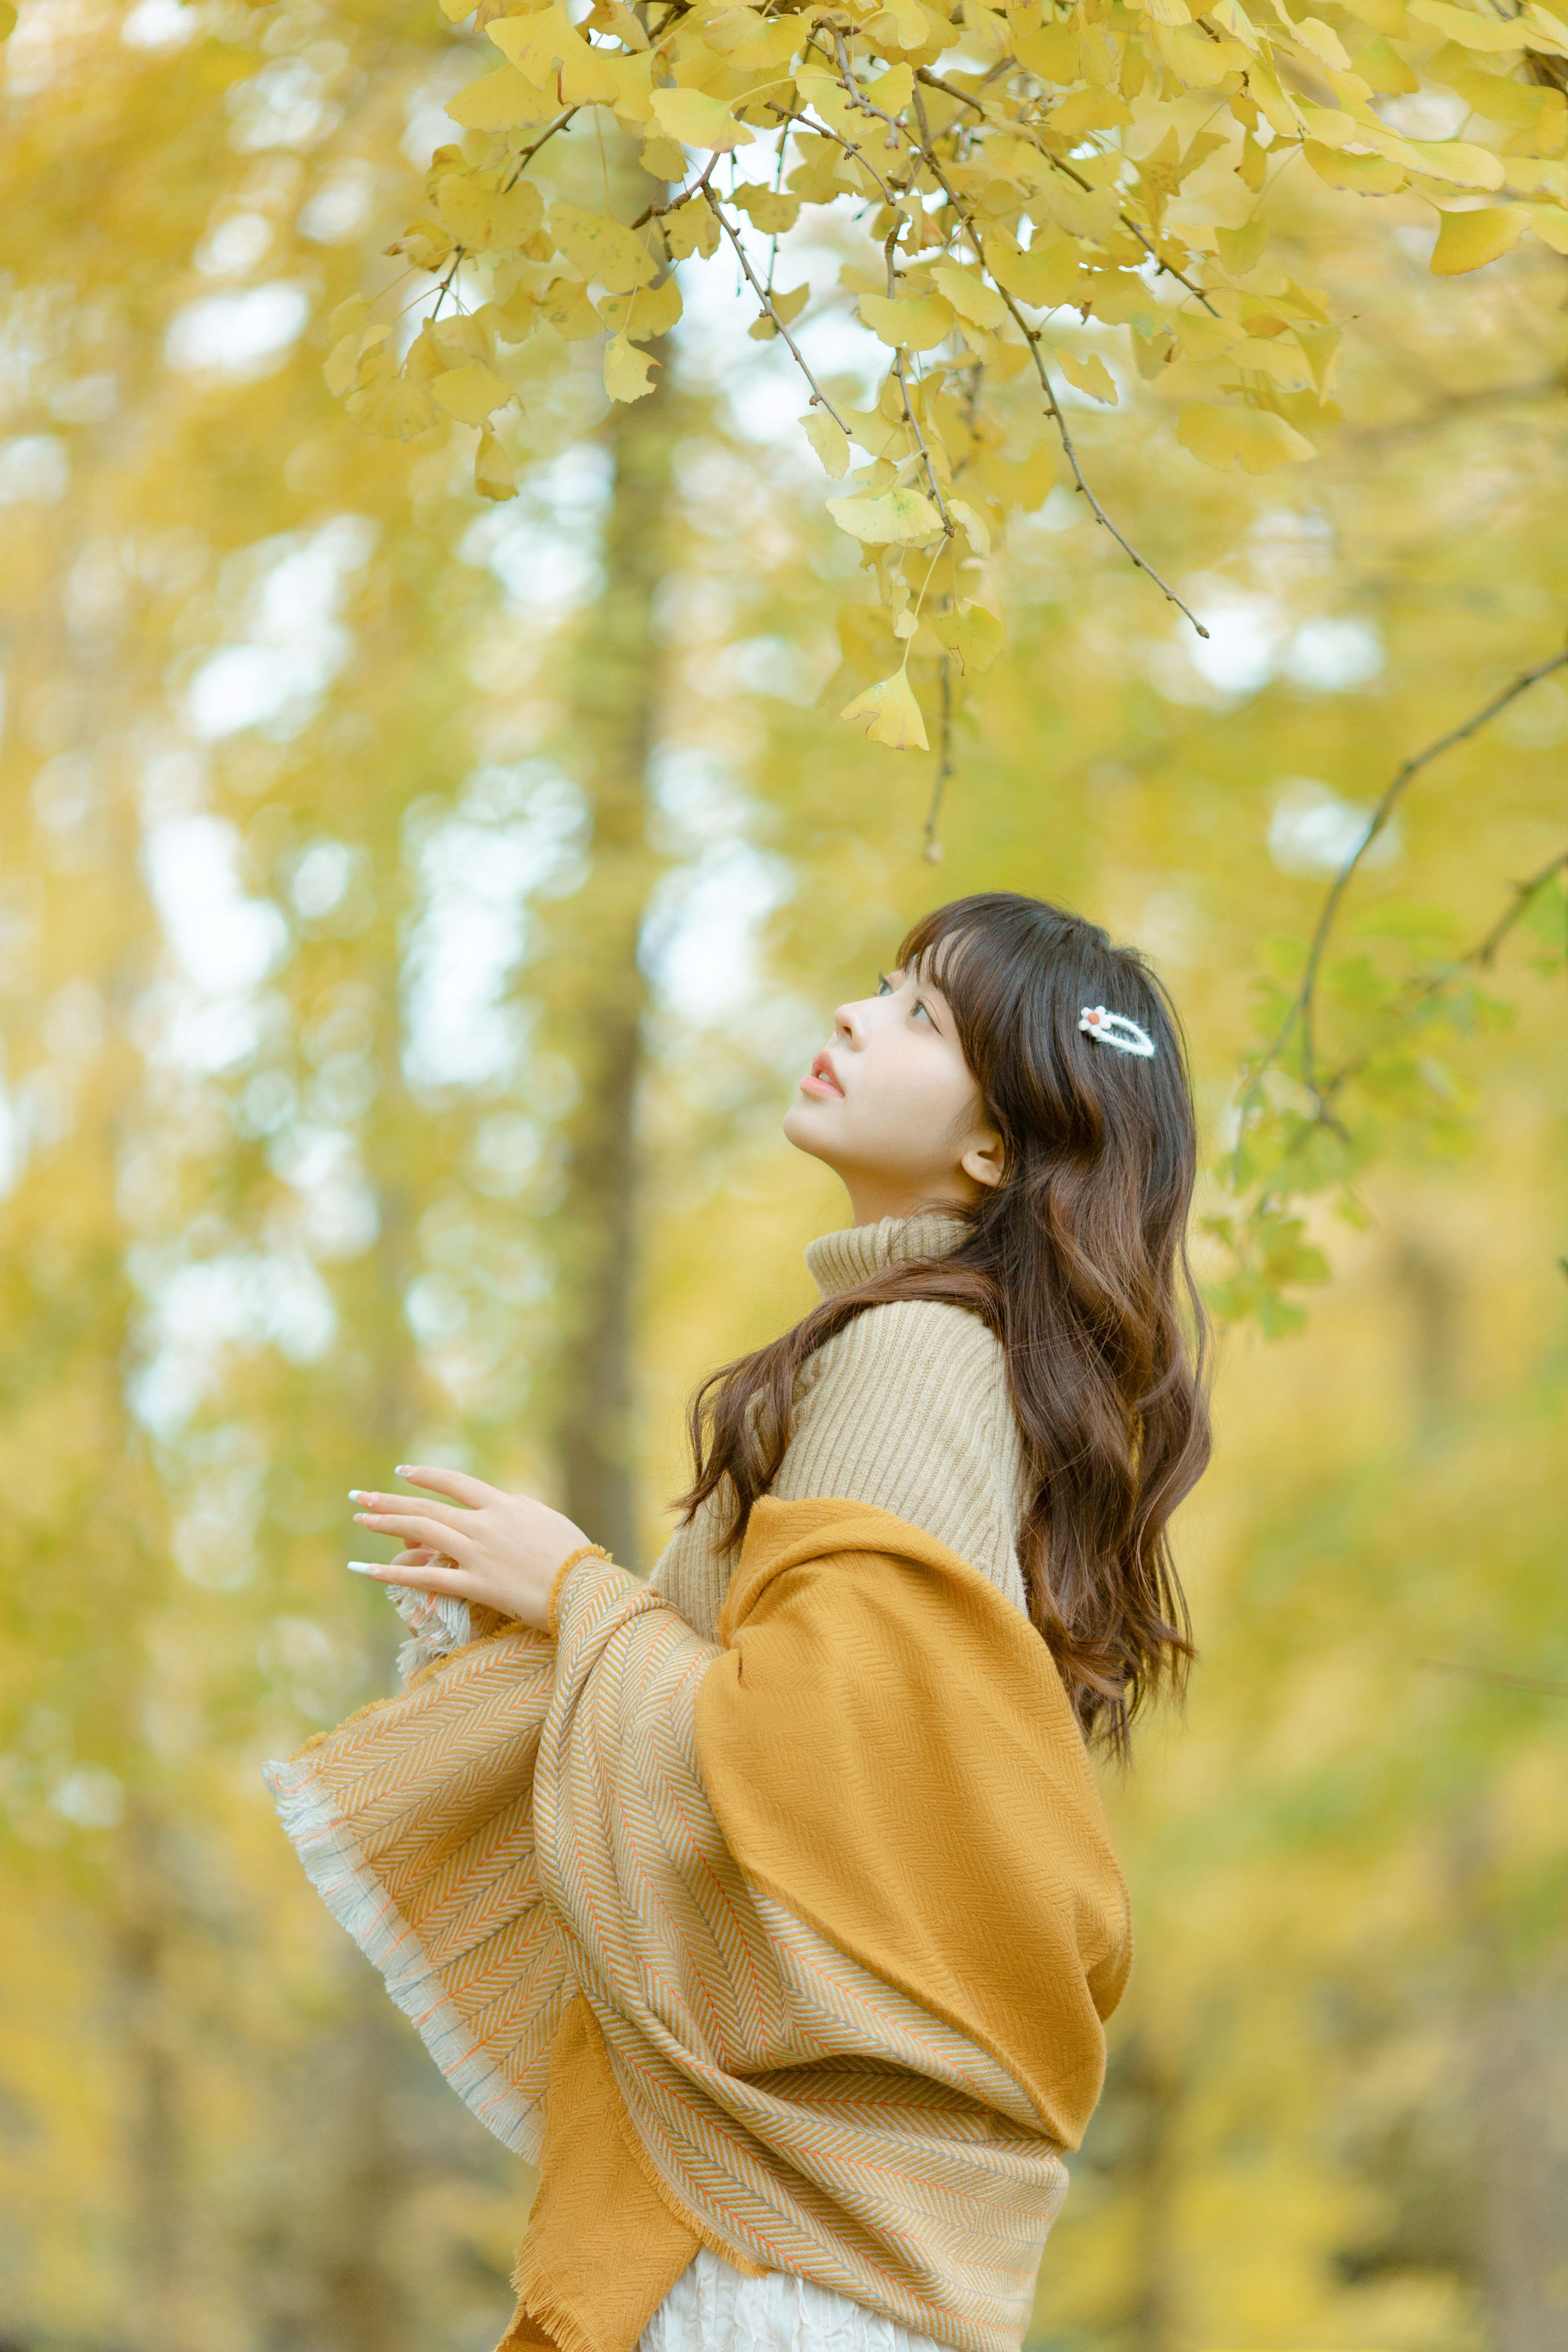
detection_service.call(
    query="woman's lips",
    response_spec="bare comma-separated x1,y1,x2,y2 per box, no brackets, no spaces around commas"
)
800,1052,844,1098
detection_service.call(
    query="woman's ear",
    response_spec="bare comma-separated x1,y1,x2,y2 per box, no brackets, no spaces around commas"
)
959,1126,1005,1192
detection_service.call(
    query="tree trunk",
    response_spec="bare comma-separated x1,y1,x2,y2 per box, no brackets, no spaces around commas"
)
545,218,675,1573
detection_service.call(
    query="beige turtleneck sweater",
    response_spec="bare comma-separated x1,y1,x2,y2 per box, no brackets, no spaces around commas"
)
648,1211,1033,1640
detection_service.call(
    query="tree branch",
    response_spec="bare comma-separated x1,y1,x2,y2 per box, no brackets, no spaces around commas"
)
702,190,850,432
1249,642,1568,1111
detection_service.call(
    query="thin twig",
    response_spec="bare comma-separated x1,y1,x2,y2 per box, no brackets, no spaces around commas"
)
1305,841,1568,1118
1420,1659,1568,1699
702,190,850,431
923,654,955,861
920,147,1208,634
1249,643,1568,1110
912,65,1217,311
630,149,721,230
880,222,953,533
502,109,579,192
1469,841,1568,968
832,70,1208,634
764,104,901,204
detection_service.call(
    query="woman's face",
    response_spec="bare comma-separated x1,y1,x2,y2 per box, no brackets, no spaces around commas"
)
782,958,1003,1226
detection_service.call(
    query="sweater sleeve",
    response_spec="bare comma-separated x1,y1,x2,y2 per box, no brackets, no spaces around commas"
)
771,1300,1031,1616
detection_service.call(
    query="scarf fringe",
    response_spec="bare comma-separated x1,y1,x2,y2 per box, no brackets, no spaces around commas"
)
264,1752,545,2164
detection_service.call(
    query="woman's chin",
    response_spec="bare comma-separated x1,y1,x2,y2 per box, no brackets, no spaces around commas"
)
782,1096,839,1158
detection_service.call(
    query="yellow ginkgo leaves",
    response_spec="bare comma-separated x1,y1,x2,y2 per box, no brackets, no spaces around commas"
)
604,334,659,404
840,670,929,751
1430,206,1525,273
800,410,850,479
318,0,1568,749
649,87,754,151
1177,404,1317,473
430,362,513,426
826,487,945,546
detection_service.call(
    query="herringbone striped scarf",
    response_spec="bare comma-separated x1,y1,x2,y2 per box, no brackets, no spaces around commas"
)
265,1499,1130,2352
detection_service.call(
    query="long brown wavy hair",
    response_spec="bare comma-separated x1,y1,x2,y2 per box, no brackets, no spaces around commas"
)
674,893,1211,1758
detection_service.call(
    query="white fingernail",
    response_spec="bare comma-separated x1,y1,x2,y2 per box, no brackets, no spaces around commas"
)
348,1489,366,1502
395,1464,411,1476
346,1560,382,1577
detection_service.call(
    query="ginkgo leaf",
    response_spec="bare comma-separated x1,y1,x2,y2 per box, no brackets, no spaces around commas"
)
604,333,660,403
436,173,543,255
840,670,929,751
1430,206,1525,274
1217,217,1271,276
431,362,513,425
1303,142,1408,195
800,410,851,477
1288,16,1354,70
551,203,656,293
858,292,956,351
596,275,682,337
751,282,808,337
866,62,914,110
1210,0,1260,50
649,87,756,150
930,603,1005,674
826,486,944,544
1407,0,1528,51
947,497,992,555
328,294,369,343
487,5,577,83
984,234,1082,310
1177,402,1316,472
730,183,801,234
663,198,721,259
928,262,1007,330
446,66,558,133
1526,202,1568,253
323,322,388,400
474,429,516,502
1371,132,1504,189
1056,348,1119,405
346,376,439,440
384,217,453,273
539,278,602,341
1051,85,1131,134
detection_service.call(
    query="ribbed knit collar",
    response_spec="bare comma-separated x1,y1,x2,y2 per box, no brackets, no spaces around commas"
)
804,1209,970,1301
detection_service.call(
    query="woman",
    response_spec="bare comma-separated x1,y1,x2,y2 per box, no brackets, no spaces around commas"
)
268,891,1210,2352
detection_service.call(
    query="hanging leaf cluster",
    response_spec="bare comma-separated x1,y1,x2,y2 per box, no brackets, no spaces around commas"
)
328,0,1568,748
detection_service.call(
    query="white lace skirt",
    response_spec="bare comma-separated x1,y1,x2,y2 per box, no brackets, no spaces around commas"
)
637,2249,956,2352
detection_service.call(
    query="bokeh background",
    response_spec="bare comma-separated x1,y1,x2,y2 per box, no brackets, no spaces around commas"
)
2,2,1566,2349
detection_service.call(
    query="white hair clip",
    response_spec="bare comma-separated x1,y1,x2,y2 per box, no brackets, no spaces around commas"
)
1079,1006,1156,1059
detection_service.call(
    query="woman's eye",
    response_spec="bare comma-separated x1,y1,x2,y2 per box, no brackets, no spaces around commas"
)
876,972,892,995
912,998,931,1023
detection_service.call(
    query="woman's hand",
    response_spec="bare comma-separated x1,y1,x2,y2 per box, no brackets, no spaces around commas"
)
347,1467,594,1632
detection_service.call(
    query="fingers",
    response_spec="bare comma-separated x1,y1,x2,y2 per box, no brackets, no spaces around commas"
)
354,1509,475,1558
394,1463,506,1508
349,1488,470,1530
348,1557,478,1600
